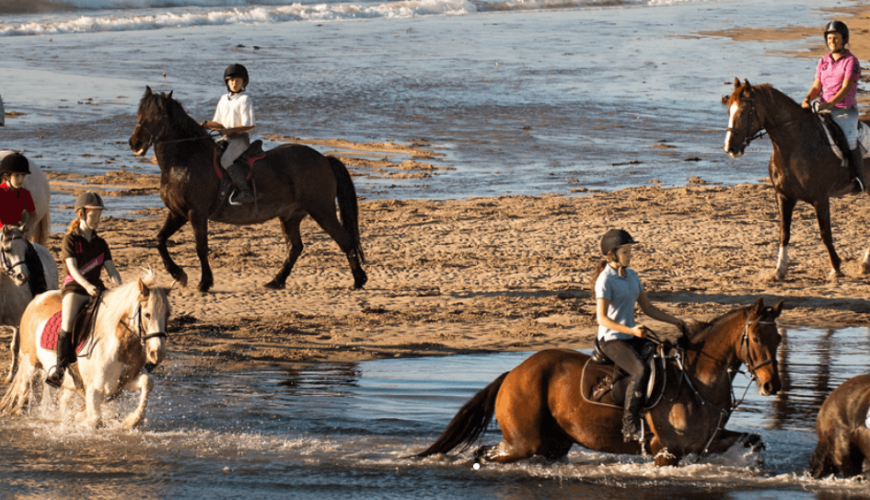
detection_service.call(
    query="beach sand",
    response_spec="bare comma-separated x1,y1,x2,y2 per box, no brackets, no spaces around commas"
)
4,6,870,373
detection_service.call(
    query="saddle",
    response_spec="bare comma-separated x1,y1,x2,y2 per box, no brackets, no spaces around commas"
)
581,337,667,409
212,140,267,215
819,113,870,164
39,292,102,359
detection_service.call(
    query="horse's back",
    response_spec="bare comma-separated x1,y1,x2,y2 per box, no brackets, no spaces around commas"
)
818,374,870,432
498,349,589,412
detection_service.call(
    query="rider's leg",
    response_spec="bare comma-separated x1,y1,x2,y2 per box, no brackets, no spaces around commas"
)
45,292,89,388
831,107,863,192
220,134,254,203
600,338,651,441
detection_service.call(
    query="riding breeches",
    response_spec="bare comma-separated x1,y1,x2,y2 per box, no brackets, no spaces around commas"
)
831,107,859,150
600,337,651,390
220,133,251,169
61,292,90,332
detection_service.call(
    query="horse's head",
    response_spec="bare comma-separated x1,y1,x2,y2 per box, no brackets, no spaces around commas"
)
723,78,764,158
0,224,30,286
136,276,172,372
740,297,784,396
128,86,177,157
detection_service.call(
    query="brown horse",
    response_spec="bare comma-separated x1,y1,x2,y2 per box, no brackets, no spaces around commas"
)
810,373,870,478
722,78,870,280
416,298,783,466
127,87,366,292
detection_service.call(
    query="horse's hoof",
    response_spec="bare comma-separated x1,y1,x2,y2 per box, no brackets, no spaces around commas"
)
198,281,213,293
123,415,143,430
353,274,368,290
828,269,844,280
264,280,285,290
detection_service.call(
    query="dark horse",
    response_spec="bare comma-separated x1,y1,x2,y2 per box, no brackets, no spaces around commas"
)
810,373,870,478
723,78,870,280
416,298,783,466
128,87,366,292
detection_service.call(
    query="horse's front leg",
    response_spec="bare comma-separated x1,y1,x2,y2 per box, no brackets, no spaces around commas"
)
704,429,764,456
122,373,154,429
5,326,19,384
771,195,796,281
813,198,843,278
157,211,190,287
649,436,681,466
84,385,105,428
266,213,306,289
189,210,213,293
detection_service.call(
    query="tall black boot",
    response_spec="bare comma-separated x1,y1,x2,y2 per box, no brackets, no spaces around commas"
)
622,381,644,442
226,162,255,204
850,147,866,194
44,330,71,388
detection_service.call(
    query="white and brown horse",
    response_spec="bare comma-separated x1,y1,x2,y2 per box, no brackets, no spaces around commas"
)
1,224,58,383
0,150,51,246
0,271,171,429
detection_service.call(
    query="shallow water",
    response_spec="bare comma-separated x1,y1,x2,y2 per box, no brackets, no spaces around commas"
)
3,326,870,498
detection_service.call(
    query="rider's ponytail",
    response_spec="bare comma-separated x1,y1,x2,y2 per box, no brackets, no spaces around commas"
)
590,250,625,291
67,209,83,234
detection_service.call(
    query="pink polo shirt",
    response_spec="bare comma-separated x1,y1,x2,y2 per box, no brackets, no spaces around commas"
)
816,50,861,109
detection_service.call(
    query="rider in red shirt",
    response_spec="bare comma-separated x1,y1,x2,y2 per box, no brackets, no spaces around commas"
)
0,153,36,230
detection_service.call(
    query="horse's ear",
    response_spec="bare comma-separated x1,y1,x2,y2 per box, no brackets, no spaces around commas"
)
743,78,751,88
771,300,784,318
145,86,152,97
734,77,740,89
138,278,150,298
167,90,173,99
751,297,764,316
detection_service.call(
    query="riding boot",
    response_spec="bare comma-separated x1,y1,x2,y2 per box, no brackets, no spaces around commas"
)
622,381,644,442
226,162,255,204
850,147,866,194
44,330,72,388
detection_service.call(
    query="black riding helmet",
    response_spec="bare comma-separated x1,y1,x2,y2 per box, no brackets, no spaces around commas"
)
224,63,249,92
824,20,849,45
600,229,638,256
0,153,31,175
74,191,105,213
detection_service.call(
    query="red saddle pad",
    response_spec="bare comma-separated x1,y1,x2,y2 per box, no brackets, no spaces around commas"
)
39,311,86,354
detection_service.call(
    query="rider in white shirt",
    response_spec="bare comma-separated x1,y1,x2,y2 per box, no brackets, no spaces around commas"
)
202,64,257,203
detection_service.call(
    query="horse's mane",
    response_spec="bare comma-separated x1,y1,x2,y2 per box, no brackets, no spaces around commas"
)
678,304,748,349
139,90,206,140
23,240,47,296
95,269,171,335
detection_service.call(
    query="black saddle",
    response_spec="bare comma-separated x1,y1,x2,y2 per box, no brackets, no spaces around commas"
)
820,112,851,164
584,337,665,408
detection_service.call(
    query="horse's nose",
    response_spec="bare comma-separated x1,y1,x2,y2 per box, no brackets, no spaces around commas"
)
144,362,156,373
762,381,778,396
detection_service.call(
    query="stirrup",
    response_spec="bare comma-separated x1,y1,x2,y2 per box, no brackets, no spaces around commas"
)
854,177,865,194
44,366,65,388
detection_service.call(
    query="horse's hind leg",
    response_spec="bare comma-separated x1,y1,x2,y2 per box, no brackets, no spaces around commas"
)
5,327,19,384
189,211,214,293
847,427,870,477
771,195,796,281
813,199,843,278
265,212,306,290
306,201,367,290
157,211,190,287
122,373,154,429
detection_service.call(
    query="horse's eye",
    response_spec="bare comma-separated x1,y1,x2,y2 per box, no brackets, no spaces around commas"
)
145,313,152,320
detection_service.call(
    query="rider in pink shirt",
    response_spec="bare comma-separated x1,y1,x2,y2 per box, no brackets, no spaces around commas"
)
802,21,864,193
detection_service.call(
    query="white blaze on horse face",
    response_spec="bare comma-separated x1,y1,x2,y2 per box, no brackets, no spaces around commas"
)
725,102,742,158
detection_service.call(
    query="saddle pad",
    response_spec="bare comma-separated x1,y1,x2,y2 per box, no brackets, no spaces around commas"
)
39,311,86,354
819,114,848,165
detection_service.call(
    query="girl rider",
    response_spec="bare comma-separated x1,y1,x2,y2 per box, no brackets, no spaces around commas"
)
45,192,122,388
592,229,690,442
802,20,864,193
202,63,257,204
0,153,36,230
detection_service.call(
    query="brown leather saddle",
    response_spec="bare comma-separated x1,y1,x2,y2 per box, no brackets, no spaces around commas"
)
580,337,668,409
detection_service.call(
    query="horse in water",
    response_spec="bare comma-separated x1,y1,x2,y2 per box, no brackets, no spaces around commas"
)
722,78,870,280
0,151,51,246
127,87,366,293
0,271,171,429
810,373,870,478
416,298,783,466
1,224,58,383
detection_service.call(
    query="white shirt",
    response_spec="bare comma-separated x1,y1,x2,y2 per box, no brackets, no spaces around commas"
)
212,92,255,137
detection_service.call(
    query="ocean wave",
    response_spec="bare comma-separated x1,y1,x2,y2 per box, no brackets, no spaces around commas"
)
0,0,709,36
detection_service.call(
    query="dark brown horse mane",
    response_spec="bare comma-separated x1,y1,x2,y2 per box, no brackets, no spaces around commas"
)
679,301,780,350
139,90,208,141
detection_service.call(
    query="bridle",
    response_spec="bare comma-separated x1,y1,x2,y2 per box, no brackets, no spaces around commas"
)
133,122,214,151
738,315,778,380
0,232,27,280
117,299,168,345
726,93,807,151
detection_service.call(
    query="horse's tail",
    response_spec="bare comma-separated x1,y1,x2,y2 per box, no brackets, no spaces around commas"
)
328,156,365,264
809,441,836,478
415,371,509,458
30,212,50,247
0,357,33,415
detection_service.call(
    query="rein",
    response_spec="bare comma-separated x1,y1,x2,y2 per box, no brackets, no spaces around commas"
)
134,122,216,150
727,95,808,150
115,300,168,345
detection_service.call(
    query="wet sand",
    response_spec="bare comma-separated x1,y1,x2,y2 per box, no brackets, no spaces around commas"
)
5,6,870,372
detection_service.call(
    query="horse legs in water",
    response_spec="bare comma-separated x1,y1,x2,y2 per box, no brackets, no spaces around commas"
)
5,327,19,384
122,372,154,429
813,198,843,278
265,212,306,290
157,211,190,288
772,194,796,280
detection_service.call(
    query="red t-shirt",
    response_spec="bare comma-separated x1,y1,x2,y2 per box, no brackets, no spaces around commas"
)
0,182,35,228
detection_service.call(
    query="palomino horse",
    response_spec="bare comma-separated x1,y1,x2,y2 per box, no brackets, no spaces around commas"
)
127,87,367,293
0,151,51,246
722,78,870,280
1,224,58,383
417,298,783,466
0,271,171,429
810,373,870,478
